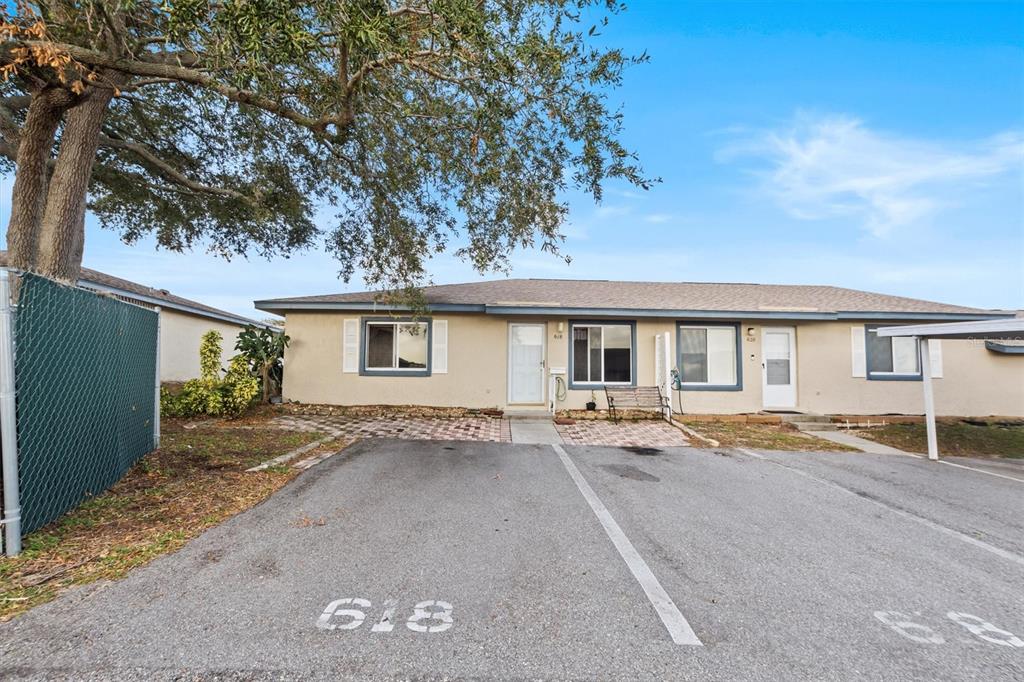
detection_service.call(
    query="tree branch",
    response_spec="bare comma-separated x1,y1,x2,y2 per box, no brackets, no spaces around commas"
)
0,137,17,162
12,41,351,136
119,77,181,91
0,95,33,112
99,133,257,205
345,49,443,95
389,7,436,19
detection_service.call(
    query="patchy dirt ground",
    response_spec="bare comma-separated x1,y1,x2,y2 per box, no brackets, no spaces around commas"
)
0,416,325,621
854,420,1024,458
680,419,858,451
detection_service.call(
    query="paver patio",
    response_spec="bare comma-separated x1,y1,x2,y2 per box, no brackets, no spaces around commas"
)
554,419,689,447
273,414,512,443
275,414,687,449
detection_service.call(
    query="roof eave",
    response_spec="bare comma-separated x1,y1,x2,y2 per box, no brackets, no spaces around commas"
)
985,341,1024,354
254,300,1001,322
875,317,1024,339
85,280,270,328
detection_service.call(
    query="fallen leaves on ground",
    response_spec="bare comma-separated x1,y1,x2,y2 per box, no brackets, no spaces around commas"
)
0,416,325,621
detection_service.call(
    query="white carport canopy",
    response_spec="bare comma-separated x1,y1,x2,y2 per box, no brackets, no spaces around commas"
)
877,318,1024,460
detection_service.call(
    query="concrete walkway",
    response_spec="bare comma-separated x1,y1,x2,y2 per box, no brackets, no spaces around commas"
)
808,430,910,455
508,418,563,444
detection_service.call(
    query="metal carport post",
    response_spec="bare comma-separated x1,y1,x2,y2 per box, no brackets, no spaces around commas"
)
876,318,1024,461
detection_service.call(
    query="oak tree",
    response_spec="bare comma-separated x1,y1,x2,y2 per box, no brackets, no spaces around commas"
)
1,1,649,287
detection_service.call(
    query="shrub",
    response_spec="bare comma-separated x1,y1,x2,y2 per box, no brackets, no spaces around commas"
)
234,325,289,403
199,330,223,380
161,331,260,418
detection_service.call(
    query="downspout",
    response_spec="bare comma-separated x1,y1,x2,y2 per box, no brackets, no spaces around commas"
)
0,269,21,555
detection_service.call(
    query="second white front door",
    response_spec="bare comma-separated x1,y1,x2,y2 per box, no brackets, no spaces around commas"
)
509,323,545,404
762,327,797,409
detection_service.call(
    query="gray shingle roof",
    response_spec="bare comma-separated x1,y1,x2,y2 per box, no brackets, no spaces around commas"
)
256,278,996,318
0,252,265,327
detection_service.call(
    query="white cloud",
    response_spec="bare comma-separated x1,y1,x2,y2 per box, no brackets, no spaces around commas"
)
643,213,673,224
719,113,1024,236
560,221,589,240
593,204,631,218
605,187,646,200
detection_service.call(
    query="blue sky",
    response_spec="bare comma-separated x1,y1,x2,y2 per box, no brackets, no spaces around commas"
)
2,0,1022,318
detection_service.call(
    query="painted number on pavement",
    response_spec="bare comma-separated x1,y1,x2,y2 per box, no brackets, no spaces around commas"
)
317,598,453,633
874,611,1024,648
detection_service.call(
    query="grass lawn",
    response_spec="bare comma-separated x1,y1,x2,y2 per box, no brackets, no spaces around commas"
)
0,416,330,621
855,420,1024,458
680,419,858,451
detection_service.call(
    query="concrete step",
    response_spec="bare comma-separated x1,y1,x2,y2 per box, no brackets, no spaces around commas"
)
779,413,832,424
504,410,552,421
509,420,562,444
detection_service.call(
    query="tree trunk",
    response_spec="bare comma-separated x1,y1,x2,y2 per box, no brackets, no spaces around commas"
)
261,364,271,403
5,87,75,271
36,74,128,282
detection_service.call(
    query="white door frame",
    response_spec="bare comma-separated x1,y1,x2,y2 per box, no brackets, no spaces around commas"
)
761,326,797,409
507,322,546,405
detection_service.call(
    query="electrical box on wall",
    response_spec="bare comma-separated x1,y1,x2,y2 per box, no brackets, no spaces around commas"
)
549,367,567,376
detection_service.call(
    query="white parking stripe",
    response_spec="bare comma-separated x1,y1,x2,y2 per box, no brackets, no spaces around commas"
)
788,441,1024,485
552,444,702,646
735,448,1024,568
938,460,1024,484
865,448,1024,485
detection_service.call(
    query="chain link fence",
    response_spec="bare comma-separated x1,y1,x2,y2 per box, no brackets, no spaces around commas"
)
0,270,159,552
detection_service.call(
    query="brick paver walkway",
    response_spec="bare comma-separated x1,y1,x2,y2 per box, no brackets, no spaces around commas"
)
273,414,512,443
273,414,685,455
554,419,689,447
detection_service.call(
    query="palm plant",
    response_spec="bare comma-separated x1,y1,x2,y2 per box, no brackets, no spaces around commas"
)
235,325,290,403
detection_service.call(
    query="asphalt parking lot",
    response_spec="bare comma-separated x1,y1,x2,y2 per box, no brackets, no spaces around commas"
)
1,440,1022,681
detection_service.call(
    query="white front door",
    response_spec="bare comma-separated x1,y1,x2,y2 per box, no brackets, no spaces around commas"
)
762,327,797,409
508,323,545,404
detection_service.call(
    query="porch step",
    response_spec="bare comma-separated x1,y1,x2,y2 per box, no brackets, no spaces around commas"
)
779,413,832,424
779,412,838,432
509,419,562,444
505,410,552,421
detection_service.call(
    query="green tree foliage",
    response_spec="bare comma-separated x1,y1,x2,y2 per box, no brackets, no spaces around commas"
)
162,329,260,417
234,324,290,403
1,1,651,288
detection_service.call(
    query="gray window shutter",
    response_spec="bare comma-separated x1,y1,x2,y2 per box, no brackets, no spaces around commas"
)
851,326,866,378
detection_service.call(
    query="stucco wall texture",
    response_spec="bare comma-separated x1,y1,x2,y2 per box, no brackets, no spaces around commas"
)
159,309,246,382
281,312,1024,417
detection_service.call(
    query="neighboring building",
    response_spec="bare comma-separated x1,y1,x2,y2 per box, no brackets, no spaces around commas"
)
0,253,271,382
255,279,1024,417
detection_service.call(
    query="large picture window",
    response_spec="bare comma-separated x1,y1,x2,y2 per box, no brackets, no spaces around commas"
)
678,323,740,389
363,320,429,373
866,325,920,380
570,323,634,386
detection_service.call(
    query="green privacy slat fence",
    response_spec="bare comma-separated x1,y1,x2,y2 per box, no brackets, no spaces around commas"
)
13,273,158,534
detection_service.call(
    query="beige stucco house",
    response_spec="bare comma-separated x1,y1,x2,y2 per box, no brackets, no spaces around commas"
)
73,267,273,382
256,279,1024,417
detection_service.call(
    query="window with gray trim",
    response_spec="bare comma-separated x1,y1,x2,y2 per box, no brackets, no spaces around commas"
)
866,325,920,379
678,324,739,387
571,323,632,384
364,321,428,371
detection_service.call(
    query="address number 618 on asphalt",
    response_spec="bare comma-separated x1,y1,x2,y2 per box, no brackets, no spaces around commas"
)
317,598,453,633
